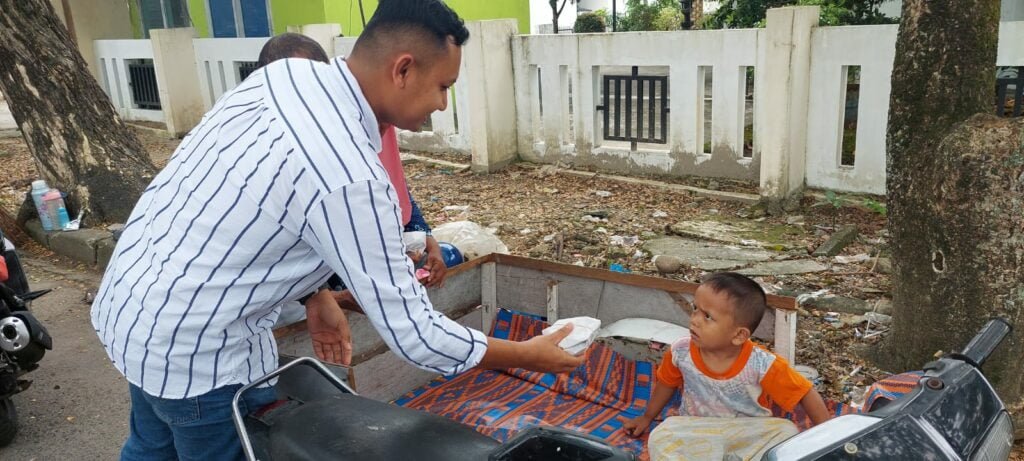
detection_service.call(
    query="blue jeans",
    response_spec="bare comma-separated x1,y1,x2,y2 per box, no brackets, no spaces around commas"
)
121,383,277,461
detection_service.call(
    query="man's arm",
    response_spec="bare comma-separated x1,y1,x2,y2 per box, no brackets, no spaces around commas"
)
303,180,582,375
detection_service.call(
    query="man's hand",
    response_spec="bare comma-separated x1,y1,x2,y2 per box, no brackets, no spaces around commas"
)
519,323,586,373
621,415,654,438
421,236,448,288
306,290,353,365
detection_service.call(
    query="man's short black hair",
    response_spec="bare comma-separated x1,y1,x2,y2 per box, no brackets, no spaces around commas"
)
355,0,469,53
256,33,330,69
702,272,768,332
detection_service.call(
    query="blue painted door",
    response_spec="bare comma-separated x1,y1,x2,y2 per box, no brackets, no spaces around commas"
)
239,0,271,37
208,0,238,37
139,0,166,38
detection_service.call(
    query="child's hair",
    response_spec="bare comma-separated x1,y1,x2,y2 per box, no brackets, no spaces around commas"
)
701,272,767,332
256,33,330,69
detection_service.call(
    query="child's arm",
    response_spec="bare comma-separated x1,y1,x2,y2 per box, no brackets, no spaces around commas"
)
801,388,830,426
623,380,676,437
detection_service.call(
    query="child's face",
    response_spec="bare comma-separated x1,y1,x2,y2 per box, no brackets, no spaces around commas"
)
688,284,747,352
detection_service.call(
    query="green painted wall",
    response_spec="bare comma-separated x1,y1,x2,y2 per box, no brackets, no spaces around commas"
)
324,0,377,36
271,0,328,35
447,0,530,34
187,0,210,37
178,0,528,38
322,0,530,36
129,0,144,38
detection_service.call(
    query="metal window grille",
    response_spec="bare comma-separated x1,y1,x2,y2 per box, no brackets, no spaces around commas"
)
596,66,670,149
127,59,161,110
237,61,259,82
995,66,1023,118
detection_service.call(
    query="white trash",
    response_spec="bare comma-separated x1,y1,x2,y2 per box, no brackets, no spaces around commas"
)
431,221,509,261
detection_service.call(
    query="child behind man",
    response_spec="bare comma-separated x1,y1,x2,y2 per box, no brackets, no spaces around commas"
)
623,272,830,460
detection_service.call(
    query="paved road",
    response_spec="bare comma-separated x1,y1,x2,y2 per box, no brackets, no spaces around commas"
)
0,255,128,460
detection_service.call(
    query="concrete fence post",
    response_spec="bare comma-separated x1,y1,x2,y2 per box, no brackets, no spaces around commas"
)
463,20,520,173
758,6,819,210
150,28,205,138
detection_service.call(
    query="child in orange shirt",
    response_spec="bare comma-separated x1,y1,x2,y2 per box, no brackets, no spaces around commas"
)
623,272,829,460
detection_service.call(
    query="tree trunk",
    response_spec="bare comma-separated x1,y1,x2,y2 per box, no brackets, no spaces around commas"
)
0,207,31,248
882,0,1024,435
692,0,704,28
0,0,155,225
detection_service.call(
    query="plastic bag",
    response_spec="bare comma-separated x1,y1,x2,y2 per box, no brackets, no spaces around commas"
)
430,221,509,261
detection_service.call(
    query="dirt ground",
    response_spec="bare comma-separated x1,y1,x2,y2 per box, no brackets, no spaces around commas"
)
1,128,1022,457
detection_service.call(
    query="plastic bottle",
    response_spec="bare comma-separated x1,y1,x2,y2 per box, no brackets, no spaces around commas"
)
42,189,66,231
56,205,70,230
30,180,54,231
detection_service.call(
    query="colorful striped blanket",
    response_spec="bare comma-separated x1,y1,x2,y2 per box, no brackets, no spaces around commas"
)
395,309,921,459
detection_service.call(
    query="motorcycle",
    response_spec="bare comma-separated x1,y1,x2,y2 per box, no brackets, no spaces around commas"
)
0,230,53,447
766,318,1015,460
231,357,635,461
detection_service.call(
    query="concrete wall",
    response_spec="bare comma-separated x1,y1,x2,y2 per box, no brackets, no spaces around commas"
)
513,16,1024,195
93,39,164,123
804,25,897,195
90,13,1024,195
151,28,205,137
513,28,762,181
49,0,135,79
193,37,268,108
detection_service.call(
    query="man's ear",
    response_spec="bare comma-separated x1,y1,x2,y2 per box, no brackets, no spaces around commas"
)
392,53,415,89
732,327,751,346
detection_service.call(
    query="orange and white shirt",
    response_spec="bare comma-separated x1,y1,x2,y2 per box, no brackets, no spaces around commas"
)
656,337,811,417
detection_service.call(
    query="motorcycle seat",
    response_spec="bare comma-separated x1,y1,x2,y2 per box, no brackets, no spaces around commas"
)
266,393,500,461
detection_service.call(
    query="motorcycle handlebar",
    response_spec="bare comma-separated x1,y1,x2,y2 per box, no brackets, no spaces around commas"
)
959,318,1012,367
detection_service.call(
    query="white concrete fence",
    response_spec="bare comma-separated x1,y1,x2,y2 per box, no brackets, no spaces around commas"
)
92,8,1024,199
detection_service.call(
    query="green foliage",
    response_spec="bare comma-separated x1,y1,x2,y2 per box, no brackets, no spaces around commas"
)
619,0,680,31
863,198,887,216
574,11,607,33
704,0,897,29
653,5,687,31
813,190,847,228
821,190,844,209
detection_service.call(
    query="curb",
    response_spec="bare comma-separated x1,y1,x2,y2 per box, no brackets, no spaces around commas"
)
400,154,761,205
24,219,116,269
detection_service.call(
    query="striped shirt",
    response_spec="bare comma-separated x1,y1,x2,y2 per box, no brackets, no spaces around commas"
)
90,57,488,399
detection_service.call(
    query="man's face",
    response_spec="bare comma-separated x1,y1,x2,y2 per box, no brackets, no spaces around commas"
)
390,41,461,131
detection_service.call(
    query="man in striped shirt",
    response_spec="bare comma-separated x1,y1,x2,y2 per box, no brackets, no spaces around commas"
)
91,1,583,459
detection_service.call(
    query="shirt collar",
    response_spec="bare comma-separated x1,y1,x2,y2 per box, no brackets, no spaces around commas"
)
334,57,382,152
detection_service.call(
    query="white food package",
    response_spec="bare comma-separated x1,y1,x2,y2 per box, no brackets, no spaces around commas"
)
541,317,602,356
403,231,427,258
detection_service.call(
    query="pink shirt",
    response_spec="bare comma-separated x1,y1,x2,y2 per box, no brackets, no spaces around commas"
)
378,125,412,225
